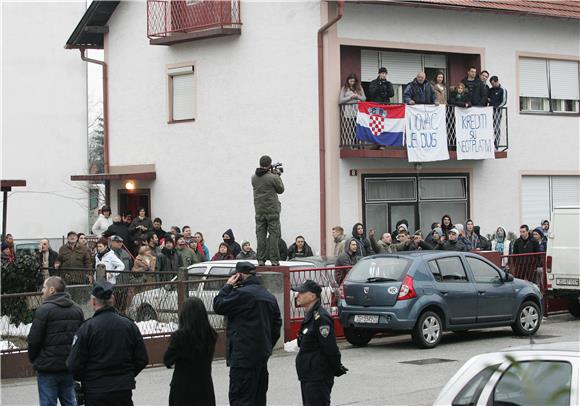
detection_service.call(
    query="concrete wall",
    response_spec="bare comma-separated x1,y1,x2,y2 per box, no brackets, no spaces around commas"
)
106,1,321,253
335,4,580,236
1,1,88,239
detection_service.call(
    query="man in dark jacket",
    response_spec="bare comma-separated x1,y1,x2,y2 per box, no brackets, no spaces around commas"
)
461,66,487,107
213,262,282,406
67,281,148,406
55,231,92,285
28,276,84,406
368,67,394,103
404,72,436,105
512,225,540,254
488,76,508,145
294,280,347,406
37,239,59,279
103,215,130,243
474,226,491,250
435,229,468,252
351,223,373,257
252,155,285,266
222,229,242,258
512,225,541,279
288,236,314,259
156,236,183,281
152,218,166,241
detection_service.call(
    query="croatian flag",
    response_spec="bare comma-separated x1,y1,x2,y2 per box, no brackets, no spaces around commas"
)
355,102,405,146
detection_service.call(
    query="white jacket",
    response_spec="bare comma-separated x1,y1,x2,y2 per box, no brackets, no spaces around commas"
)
91,215,113,236
94,249,125,284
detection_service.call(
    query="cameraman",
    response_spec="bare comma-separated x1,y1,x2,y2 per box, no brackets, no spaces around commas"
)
252,155,284,266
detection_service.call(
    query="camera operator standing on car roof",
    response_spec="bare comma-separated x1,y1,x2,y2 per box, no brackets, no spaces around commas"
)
252,155,285,266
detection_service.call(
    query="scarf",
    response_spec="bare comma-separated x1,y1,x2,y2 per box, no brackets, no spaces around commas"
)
97,247,110,260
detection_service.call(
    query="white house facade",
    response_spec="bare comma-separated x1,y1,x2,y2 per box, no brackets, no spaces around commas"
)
65,1,580,255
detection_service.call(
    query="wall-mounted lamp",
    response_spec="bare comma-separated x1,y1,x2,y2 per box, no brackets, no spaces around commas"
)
125,180,136,190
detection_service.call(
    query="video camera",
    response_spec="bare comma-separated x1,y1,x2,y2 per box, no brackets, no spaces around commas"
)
271,162,284,175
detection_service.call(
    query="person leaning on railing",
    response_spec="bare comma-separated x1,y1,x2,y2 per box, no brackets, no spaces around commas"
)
339,73,366,122
404,72,437,105
431,70,447,105
368,67,394,103
54,231,93,285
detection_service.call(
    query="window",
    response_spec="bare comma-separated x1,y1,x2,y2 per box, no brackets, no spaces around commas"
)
452,364,500,406
436,257,468,282
466,257,502,283
168,65,195,122
209,266,233,276
522,175,580,225
519,57,580,114
493,361,572,406
428,260,442,282
347,257,412,282
363,174,469,237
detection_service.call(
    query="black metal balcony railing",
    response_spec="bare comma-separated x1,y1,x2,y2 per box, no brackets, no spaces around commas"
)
339,104,508,152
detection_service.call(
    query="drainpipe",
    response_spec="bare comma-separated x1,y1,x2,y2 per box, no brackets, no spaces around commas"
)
79,48,110,206
317,1,344,257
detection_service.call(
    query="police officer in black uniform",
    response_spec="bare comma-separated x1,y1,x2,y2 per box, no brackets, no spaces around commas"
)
67,281,149,406
294,280,348,406
213,262,282,406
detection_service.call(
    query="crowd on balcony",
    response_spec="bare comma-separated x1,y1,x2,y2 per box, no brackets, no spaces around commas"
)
339,66,508,109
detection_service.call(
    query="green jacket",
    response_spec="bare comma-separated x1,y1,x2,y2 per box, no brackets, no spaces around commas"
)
177,246,199,267
252,168,284,217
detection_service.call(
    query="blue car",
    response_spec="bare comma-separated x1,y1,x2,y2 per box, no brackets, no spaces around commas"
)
338,252,543,348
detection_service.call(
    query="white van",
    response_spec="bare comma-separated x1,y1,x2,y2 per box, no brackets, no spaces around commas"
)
546,207,580,317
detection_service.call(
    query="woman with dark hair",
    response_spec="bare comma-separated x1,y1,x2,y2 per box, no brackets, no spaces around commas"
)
129,207,154,245
339,73,366,145
440,214,454,239
91,205,113,236
431,71,447,104
164,297,217,406
211,242,234,261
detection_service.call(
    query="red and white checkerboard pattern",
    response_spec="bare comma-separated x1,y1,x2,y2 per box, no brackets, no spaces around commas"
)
369,115,384,136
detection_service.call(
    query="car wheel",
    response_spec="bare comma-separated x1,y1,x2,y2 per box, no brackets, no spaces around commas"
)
344,327,374,347
511,301,541,336
136,305,157,322
412,311,442,349
568,299,580,318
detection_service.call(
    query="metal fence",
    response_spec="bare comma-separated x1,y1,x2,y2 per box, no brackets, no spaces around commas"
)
340,104,508,151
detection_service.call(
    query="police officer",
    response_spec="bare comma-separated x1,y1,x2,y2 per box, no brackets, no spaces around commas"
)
213,262,282,406
294,280,348,406
67,281,149,406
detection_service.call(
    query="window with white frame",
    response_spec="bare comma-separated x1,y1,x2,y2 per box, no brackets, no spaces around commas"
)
519,57,580,114
168,65,195,122
522,175,580,226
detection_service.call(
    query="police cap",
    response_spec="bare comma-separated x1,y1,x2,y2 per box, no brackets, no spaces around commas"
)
92,281,114,300
230,261,256,276
292,280,322,297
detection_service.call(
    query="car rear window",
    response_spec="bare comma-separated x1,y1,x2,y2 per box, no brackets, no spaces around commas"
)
347,257,411,282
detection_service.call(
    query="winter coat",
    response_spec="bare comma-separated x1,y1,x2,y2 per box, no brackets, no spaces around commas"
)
222,229,242,258
436,239,468,252
128,216,154,242
91,214,113,236
27,292,84,372
177,246,199,267
512,236,540,254
351,223,373,257
67,306,148,394
333,234,347,258
164,330,216,406
440,215,454,239
369,235,397,254
152,227,167,242
102,221,130,243
335,239,361,267
404,79,436,105
488,85,508,108
252,169,284,217
211,252,235,261
461,77,486,107
157,248,183,281
287,242,314,259
236,250,257,260
112,247,133,284
37,249,58,273
449,89,471,107
368,77,394,104
95,248,125,284
132,254,157,283
56,243,92,270
213,276,282,368
432,82,447,104
339,86,366,119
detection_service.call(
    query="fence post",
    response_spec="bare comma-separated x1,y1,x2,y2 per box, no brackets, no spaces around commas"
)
177,266,188,312
95,264,106,282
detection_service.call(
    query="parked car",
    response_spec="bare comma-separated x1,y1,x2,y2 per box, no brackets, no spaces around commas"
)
338,252,543,348
126,259,324,328
433,341,580,406
14,240,39,256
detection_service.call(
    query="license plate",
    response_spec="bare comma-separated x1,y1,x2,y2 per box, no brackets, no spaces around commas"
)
556,278,580,286
354,315,379,324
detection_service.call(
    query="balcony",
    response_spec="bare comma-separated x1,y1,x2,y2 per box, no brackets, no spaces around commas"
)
339,105,508,159
147,0,241,45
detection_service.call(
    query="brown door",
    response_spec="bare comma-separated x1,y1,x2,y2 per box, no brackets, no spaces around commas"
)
118,189,151,217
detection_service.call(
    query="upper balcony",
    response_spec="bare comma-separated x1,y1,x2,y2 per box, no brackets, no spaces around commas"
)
339,104,508,159
147,0,241,46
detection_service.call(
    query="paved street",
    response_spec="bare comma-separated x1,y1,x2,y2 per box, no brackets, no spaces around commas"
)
2,314,578,406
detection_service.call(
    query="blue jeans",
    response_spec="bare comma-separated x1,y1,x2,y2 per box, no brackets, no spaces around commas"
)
37,371,77,406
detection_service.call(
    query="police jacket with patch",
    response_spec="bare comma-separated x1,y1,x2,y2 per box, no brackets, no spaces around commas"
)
213,276,282,368
27,292,84,372
66,306,149,394
296,300,342,382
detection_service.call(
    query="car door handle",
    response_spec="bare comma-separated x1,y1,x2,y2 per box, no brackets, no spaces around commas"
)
478,290,486,295
440,290,449,295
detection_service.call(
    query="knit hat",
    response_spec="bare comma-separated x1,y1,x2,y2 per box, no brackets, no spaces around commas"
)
241,240,251,248
533,227,545,238
449,228,459,235
433,227,443,236
397,223,408,232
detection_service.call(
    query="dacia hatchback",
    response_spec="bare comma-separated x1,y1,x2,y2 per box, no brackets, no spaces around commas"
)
338,252,543,348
